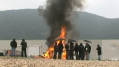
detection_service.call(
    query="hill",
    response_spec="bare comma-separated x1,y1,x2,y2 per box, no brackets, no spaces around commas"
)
0,9,119,40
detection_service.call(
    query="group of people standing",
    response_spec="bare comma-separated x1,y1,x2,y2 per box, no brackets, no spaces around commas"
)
53,40,102,60
10,39,102,60
10,39,27,57
53,40,91,60
65,42,91,60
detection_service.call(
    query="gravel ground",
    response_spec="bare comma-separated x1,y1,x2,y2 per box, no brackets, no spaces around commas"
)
0,57,119,67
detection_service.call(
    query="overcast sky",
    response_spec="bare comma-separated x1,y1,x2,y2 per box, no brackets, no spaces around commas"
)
0,0,119,18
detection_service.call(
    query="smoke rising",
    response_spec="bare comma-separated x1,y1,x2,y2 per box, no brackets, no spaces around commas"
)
41,0,84,47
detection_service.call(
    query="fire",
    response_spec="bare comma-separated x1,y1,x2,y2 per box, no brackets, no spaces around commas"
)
42,26,66,59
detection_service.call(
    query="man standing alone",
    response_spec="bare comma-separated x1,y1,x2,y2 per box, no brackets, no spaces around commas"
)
21,39,27,57
97,44,101,60
10,39,17,56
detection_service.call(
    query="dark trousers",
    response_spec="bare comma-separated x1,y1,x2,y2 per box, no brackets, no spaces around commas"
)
58,51,62,59
21,48,27,57
79,53,84,60
53,51,57,59
66,50,69,59
69,50,73,60
75,51,78,60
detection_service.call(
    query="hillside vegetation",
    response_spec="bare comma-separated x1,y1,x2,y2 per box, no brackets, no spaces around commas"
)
0,9,119,40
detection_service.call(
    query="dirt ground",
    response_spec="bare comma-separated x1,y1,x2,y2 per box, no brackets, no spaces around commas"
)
0,57,119,67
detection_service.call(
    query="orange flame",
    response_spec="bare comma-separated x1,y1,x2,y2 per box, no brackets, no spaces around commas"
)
42,26,66,59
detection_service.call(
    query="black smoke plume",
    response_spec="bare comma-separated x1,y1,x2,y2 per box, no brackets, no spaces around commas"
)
41,0,84,47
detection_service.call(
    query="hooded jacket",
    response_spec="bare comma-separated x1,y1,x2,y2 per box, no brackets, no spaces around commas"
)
10,40,17,48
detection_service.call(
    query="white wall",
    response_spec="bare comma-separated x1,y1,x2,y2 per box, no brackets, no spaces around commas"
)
102,40,119,60
0,40,48,55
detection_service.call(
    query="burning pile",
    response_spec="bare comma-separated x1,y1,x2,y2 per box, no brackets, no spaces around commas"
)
39,0,84,59
43,26,66,59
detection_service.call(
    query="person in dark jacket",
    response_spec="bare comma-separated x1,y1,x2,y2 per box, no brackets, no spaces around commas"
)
10,39,17,56
69,41,74,60
88,43,91,60
53,42,58,59
58,40,63,59
74,43,79,60
79,43,85,60
65,42,69,59
21,39,27,57
85,43,89,60
97,44,101,60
